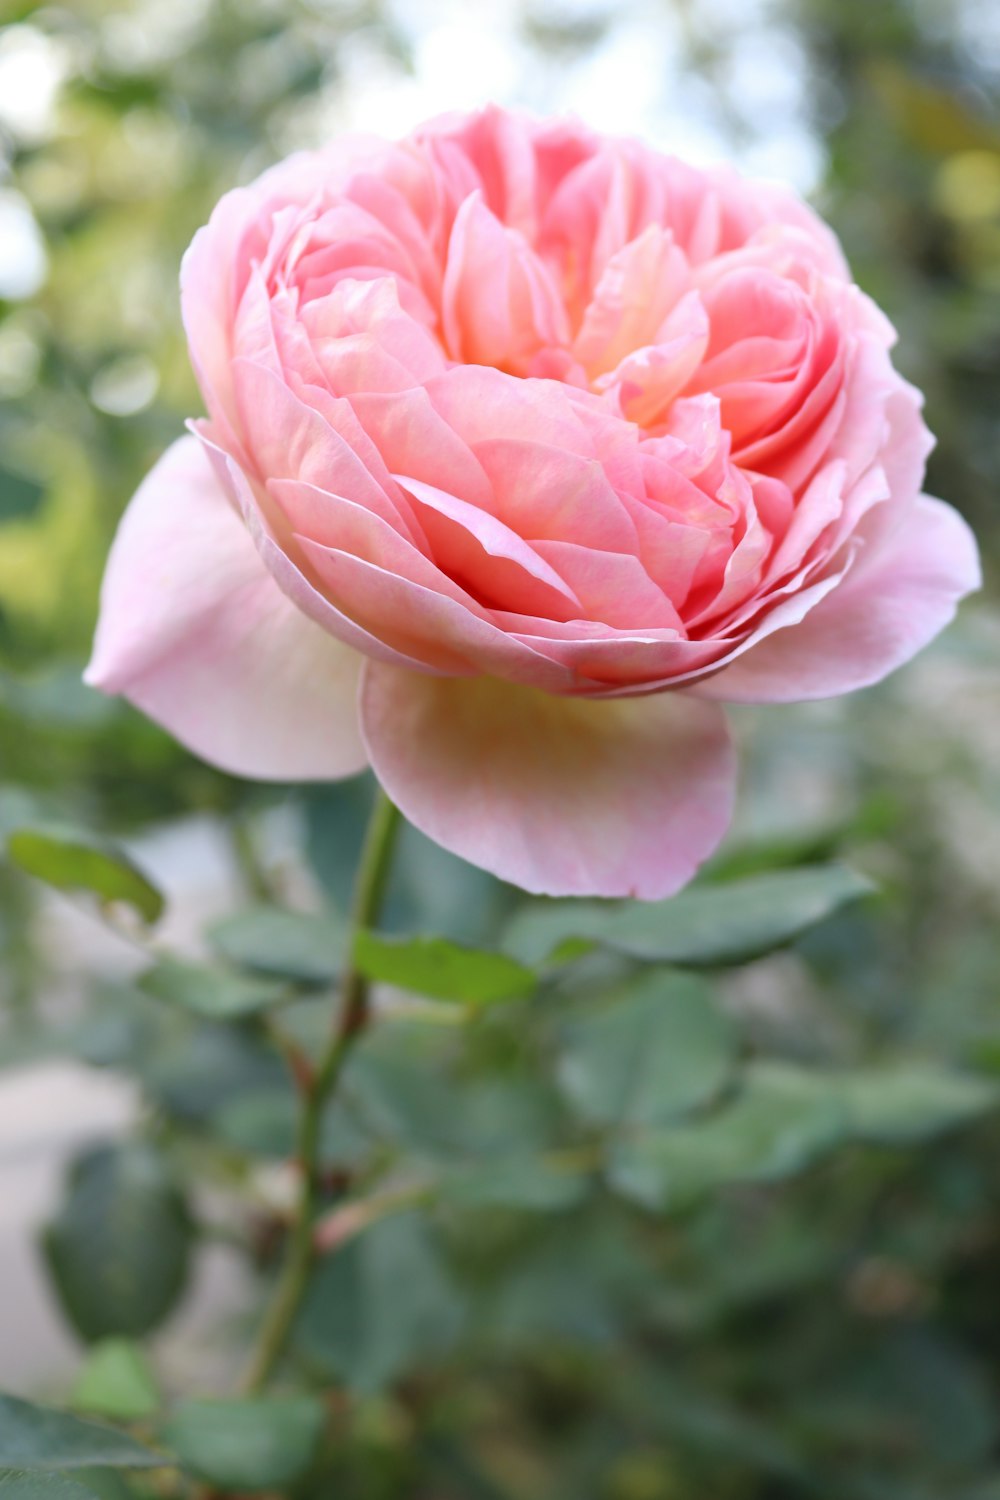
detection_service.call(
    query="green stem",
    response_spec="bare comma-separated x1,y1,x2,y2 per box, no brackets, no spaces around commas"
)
239,789,401,1394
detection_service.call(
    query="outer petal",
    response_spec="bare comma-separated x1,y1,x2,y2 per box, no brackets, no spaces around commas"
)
360,664,736,899
86,436,368,780
697,496,981,703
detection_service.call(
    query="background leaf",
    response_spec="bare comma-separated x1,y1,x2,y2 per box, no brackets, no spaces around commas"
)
505,865,874,967
354,930,536,1005
6,825,163,923
0,1396,160,1471
609,1064,848,1211
440,1155,590,1212
296,1212,464,1392
161,1397,324,1492
206,906,343,984
837,1065,998,1142
557,973,736,1130
138,958,288,1020
43,1144,194,1342
70,1343,160,1423
0,1474,105,1500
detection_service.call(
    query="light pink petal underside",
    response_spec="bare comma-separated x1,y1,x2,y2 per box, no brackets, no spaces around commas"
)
86,436,368,780
697,495,981,703
360,663,736,899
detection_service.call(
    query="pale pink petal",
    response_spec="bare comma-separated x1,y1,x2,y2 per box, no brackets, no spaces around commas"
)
348,386,496,511
195,425,455,675
574,224,691,376
426,364,596,453
601,290,710,428
231,358,420,540
472,438,638,551
360,664,736,898
295,543,577,687
697,496,981,703
505,631,731,690
441,192,569,373
86,437,367,780
397,474,583,618
419,104,542,239
617,492,718,607
531,541,684,631
205,435,577,686
297,276,447,392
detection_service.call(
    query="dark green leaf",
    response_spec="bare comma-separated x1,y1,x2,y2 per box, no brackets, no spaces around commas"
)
609,1064,847,1211
137,958,287,1020
296,1212,463,1392
353,930,535,1005
504,865,874,968
161,1397,324,1492
43,1144,193,1342
558,973,735,1130
0,1395,160,1471
71,1342,160,1423
206,906,343,984
6,826,163,924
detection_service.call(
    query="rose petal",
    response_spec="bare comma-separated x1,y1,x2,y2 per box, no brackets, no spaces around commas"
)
397,474,583,619
85,436,367,780
574,224,691,376
441,191,569,372
196,425,456,675
360,664,736,898
697,495,981,702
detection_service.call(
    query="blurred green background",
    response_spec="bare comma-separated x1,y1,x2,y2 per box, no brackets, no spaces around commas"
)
1,1,999,1497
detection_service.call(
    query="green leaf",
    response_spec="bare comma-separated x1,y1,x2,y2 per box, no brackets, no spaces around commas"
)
143,1025,284,1128
0,1474,104,1500
440,1155,589,1212
6,825,164,925
206,905,343,984
161,1397,324,1492
57,1470,131,1500
558,973,735,1130
137,958,288,1020
609,1063,847,1211
837,1065,998,1142
353,930,536,1005
346,1023,561,1163
504,864,874,968
609,1062,999,1213
211,1089,373,1168
43,1144,194,1342
296,1212,463,1392
0,1395,161,1471
71,1342,160,1423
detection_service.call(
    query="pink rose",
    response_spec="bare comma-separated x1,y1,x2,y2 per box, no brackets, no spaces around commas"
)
87,107,980,899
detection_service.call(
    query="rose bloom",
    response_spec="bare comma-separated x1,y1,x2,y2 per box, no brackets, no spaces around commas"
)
87,107,980,899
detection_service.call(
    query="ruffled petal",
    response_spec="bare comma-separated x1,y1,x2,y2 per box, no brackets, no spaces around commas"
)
697,496,981,703
86,436,367,780
441,191,569,373
360,665,736,898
